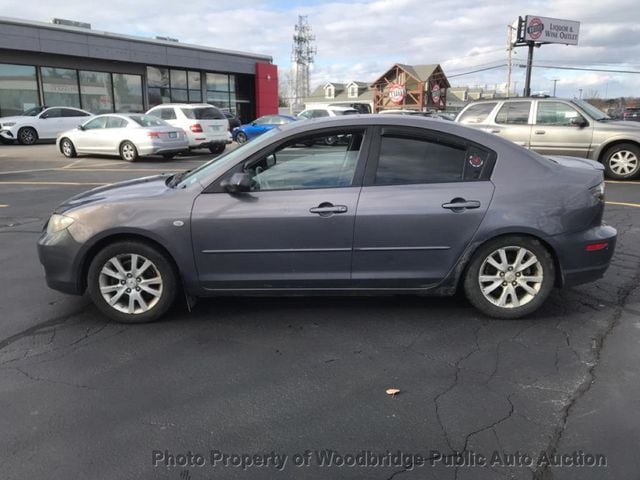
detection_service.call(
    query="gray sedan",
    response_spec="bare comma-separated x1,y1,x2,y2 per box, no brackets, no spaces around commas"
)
38,115,616,323
56,113,189,161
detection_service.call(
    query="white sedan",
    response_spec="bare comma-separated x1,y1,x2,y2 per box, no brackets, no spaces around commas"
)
0,106,93,145
56,114,189,162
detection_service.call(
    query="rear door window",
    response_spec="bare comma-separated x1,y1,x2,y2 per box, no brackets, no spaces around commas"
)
373,133,493,185
457,103,497,124
160,108,177,120
495,102,531,124
106,117,128,128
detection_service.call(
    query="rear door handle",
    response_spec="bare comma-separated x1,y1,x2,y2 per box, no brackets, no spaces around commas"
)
442,199,481,210
309,203,348,215
488,129,501,134
534,130,546,135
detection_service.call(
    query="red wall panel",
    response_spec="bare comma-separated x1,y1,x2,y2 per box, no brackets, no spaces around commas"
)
254,62,279,118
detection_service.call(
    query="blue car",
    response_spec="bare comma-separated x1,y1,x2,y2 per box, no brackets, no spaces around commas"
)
232,114,297,143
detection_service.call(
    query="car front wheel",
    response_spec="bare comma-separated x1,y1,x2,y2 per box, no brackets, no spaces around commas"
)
463,236,555,319
87,241,177,323
209,143,225,154
18,127,38,145
235,132,247,144
603,143,640,179
60,138,77,158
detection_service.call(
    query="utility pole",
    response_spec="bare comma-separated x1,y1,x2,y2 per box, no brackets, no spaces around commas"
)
523,41,535,97
552,79,559,96
506,24,516,98
290,16,316,112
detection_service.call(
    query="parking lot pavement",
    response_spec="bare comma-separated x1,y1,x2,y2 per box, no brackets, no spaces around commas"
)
1,143,639,479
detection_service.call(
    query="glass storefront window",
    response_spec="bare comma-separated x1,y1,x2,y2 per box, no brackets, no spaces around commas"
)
41,67,80,108
0,63,39,117
79,70,113,113
170,70,187,89
171,89,188,102
206,73,229,92
188,71,201,90
113,74,143,112
147,66,169,88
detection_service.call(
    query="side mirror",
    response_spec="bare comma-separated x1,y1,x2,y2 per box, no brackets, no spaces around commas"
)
77,125,85,131
251,121,256,126
221,172,252,193
570,116,587,128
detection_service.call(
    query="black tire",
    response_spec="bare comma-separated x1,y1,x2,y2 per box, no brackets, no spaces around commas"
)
602,143,640,180
87,241,178,323
463,235,555,319
119,141,139,162
162,153,176,160
18,127,38,145
60,138,77,158
235,132,247,144
209,143,226,154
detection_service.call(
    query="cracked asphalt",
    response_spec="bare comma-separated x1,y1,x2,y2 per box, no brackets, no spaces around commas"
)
1,143,639,480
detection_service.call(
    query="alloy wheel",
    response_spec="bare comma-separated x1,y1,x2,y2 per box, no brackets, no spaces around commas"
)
62,140,73,157
609,150,639,176
478,246,543,309
20,128,36,145
98,253,163,314
122,143,136,161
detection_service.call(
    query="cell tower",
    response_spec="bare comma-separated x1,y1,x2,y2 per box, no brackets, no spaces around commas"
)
290,15,316,108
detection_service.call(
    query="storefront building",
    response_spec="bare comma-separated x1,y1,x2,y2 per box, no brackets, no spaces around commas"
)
0,17,278,122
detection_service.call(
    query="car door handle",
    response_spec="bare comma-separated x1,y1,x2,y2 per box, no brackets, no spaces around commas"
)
534,130,546,135
442,199,481,210
489,129,501,134
309,203,348,215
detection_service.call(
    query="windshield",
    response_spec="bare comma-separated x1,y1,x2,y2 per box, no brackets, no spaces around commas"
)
572,99,610,120
23,106,45,116
177,128,281,188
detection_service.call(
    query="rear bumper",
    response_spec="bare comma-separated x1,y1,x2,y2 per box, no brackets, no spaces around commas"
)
551,224,617,287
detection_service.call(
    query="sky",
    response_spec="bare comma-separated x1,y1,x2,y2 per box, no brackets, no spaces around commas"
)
7,0,640,99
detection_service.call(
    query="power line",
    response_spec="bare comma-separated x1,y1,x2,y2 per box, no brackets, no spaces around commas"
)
526,64,640,75
448,64,508,78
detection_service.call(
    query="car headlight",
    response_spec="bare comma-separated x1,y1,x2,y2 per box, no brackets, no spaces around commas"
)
46,214,75,234
2,122,16,127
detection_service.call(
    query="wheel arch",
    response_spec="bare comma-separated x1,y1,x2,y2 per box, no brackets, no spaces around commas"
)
454,231,563,293
596,139,640,163
78,232,181,292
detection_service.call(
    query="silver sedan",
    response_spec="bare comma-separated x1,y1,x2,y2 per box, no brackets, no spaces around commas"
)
56,114,189,161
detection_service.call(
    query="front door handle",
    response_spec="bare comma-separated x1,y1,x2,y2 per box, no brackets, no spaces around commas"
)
442,199,481,211
534,130,546,135
489,128,501,134
309,202,348,216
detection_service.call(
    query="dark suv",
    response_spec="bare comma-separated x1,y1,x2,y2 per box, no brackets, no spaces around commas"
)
456,97,640,180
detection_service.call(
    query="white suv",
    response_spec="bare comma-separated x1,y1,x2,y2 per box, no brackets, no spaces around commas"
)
0,106,93,145
146,104,229,154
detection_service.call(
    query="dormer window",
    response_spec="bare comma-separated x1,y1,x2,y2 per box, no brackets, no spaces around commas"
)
325,85,335,99
348,85,358,98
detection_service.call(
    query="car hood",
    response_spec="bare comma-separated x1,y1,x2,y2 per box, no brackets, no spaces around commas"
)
545,156,604,171
594,120,640,133
56,174,174,213
0,116,25,124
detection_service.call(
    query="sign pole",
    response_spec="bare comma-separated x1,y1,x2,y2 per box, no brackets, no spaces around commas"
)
523,41,534,97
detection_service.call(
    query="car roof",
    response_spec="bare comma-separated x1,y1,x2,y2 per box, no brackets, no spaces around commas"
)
148,103,216,109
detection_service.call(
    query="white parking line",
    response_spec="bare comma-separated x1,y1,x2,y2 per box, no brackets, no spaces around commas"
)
606,201,640,208
605,180,640,185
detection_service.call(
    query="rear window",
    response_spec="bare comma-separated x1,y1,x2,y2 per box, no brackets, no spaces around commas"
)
457,103,497,124
129,115,168,127
181,107,225,120
333,110,358,116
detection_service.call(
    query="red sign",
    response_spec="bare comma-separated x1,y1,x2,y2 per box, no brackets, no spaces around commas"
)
527,17,544,41
431,83,441,105
388,83,406,104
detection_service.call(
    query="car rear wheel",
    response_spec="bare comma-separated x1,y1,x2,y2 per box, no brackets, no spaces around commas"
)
87,241,177,323
235,132,247,144
209,143,226,154
120,141,139,162
463,236,555,319
162,153,176,160
60,138,77,158
603,143,640,179
18,127,38,145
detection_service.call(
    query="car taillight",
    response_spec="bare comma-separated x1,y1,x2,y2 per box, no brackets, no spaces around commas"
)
147,131,160,138
190,124,203,133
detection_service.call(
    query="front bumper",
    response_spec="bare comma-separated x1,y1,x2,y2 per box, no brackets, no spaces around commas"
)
552,224,617,287
0,129,15,139
37,227,85,295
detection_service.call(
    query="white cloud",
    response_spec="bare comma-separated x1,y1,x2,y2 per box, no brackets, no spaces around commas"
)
4,0,640,98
